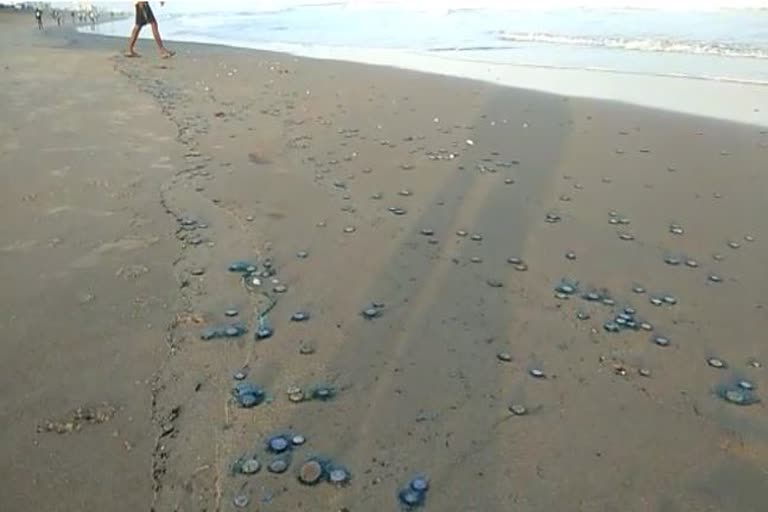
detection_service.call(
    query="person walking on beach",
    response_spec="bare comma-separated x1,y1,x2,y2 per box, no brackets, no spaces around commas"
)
35,8,43,30
125,1,175,59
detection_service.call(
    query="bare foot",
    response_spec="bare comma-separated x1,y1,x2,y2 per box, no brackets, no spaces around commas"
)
160,49,176,59
123,51,141,58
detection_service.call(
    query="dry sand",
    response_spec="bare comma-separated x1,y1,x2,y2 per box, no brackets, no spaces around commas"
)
1,10,767,512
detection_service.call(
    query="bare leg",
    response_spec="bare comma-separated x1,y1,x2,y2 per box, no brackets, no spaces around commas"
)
125,25,141,56
150,22,174,57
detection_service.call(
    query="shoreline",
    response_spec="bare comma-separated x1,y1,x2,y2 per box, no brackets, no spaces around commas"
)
84,21,768,127
2,9,768,512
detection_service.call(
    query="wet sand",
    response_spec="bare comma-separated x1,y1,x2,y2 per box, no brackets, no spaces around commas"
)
1,10,767,512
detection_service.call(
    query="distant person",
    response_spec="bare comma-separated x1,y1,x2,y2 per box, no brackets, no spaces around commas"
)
71,11,76,24
35,8,43,30
125,1,175,59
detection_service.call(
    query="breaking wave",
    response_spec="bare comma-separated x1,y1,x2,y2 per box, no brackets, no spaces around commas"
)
498,32,768,59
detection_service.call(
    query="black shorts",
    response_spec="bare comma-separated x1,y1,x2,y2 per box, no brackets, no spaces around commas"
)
135,2,156,27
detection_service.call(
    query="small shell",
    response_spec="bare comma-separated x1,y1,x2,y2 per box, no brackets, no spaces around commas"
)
509,404,528,416
685,259,699,268
632,286,646,294
618,232,634,241
665,256,681,266
456,230,468,237
343,226,356,233
708,274,722,283
274,284,288,293
649,297,664,306
727,241,741,249
497,352,513,362
507,257,522,265
565,251,576,260
638,368,652,377
233,495,249,508
292,435,306,446
529,368,545,378
470,233,483,241
225,309,239,317
652,335,670,347
514,263,528,271
470,256,482,263
707,357,726,369
291,311,311,322
420,228,435,236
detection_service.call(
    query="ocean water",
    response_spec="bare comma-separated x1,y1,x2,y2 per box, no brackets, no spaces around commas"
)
90,1,768,85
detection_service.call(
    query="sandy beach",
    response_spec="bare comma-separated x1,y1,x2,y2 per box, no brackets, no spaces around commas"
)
1,9,767,512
